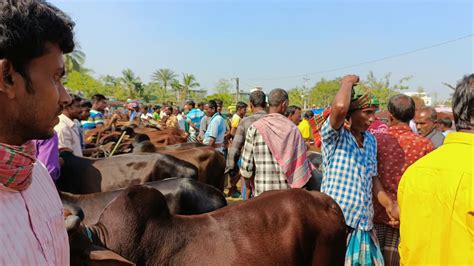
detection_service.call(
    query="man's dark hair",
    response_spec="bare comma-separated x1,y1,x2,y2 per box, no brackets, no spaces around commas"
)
197,102,204,108
452,74,474,131
285,105,301,117
166,106,173,113
249,90,266,108
0,0,75,93
66,94,81,107
91,94,106,103
304,110,314,119
215,99,223,106
439,117,453,128
268,88,288,107
236,101,248,110
387,94,416,123
80,100,92,108
208,100,218,110
185,100,195,109
154,105,161,110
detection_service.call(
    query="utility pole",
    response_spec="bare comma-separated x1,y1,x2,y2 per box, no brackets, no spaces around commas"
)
303,77,310,110
232,77,240,102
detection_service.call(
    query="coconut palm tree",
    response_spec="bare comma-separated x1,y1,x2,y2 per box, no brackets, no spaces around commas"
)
181,73,200,101
151,68,178,96
121,69,142,98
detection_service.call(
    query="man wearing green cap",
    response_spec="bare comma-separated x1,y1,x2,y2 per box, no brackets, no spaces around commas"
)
320,75,386,265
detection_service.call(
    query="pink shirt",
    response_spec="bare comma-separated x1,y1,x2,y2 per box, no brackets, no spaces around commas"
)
0,162,69,265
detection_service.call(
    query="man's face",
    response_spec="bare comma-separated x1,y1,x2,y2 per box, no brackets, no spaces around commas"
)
8,43,71,140
97,100,108,111
66,101,82,120
415,111,435,137
80,107,91,120
238,107,247,118
350,107,377,132
289,109,302,126
206,106,216,117
165,107,172,116
217,103,222,113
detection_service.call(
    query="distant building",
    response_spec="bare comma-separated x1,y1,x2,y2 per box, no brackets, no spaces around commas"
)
403,91,432,106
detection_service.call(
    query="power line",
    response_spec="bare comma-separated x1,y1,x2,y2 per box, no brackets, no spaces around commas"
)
248,34,473,81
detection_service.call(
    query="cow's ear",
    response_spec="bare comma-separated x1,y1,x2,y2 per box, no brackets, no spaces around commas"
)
89,248,135,266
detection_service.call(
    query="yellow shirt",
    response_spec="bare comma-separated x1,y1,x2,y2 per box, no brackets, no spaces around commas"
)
298,119,312,140
231,114,241,128
398,132,474,265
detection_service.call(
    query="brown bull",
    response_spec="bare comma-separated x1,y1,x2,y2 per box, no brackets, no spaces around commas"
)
68,186,347,265
57,151,198,194
133,139,226,191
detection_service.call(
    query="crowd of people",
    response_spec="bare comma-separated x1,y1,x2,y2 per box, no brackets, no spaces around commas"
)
0,1,472,266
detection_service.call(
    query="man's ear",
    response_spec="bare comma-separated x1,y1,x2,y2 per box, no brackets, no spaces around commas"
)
0,59,18,99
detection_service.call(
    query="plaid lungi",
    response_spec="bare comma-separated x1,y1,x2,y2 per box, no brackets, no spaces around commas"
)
345,228,384,266
374,223,400,266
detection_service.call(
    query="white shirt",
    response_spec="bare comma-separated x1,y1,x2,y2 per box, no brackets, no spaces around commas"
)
55,114,83,156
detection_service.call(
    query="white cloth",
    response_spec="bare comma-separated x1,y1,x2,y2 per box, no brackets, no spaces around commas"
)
55,114,83,156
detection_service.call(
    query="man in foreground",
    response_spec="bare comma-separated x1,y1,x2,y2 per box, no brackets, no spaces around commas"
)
398,74,474,265
0,1,74,263
320,75,384,264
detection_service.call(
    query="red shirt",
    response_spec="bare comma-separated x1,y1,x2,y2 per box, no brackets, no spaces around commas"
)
308,118,322,148
373,123,434,225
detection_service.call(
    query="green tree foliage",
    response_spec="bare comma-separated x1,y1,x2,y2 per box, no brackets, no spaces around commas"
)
308,78,341,108
362,71,411,109
120,69,143,98
214,79,231,94
288,87,305,107
181,73,200,101
151,68,178,96
205,92,234,107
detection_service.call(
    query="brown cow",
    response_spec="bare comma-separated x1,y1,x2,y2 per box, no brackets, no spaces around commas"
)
68,186,347,265
61,178,227,225
58,151,198,194
133,127,188,146
133,137,226,191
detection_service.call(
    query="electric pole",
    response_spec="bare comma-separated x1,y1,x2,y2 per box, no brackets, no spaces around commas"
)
232,77,240,102
303,77,310,110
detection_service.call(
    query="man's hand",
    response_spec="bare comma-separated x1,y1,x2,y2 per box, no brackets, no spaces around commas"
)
385,200,400,227
341,75,359,85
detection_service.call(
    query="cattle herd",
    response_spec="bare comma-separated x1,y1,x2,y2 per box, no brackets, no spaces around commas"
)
61,125,343,265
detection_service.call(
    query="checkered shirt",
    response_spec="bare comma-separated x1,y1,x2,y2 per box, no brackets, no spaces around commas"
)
240,124,289,196
320,118,378,231
226,111,267,173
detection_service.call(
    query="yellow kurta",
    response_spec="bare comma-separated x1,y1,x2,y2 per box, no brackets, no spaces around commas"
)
398,132,474,265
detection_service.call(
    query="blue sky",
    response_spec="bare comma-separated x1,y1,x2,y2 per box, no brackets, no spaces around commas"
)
52,0,473,100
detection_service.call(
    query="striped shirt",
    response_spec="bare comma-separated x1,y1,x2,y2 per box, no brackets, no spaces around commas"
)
240,124,289,196
81,109,104,130
320,118,378,231
0,162,69,265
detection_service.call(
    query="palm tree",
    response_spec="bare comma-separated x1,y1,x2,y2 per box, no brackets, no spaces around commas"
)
151,68,178,96
64,44,93,75
181,73,200,101
121,69,142,98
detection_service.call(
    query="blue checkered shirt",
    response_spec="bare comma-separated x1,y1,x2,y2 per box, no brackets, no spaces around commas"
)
320,118,378,231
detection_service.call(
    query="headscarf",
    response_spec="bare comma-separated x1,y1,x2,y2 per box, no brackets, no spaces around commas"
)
314,84,379,130
349,84,379,111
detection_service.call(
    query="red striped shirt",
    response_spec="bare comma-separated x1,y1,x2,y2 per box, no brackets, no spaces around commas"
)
0,162,69,265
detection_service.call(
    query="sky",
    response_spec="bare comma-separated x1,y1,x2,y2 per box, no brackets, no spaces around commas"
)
52,0,473,100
